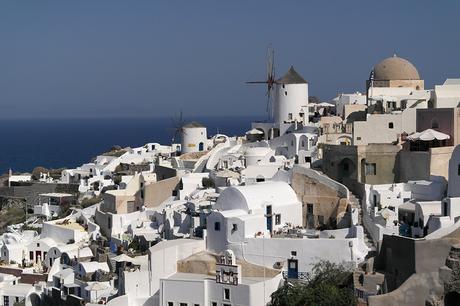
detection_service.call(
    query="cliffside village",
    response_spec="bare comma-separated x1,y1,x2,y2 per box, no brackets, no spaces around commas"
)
2,55,460,306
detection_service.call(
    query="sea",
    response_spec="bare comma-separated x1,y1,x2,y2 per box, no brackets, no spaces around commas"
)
0,116,264,175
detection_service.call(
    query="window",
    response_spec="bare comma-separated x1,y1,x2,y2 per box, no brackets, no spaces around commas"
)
302,140,305,147
37,243,40,247
284,91,288,96
214,222,221,231
223,288,230,300
232,224,238,232
29,251,33,260
307,203,314,214
275,214,281,225
388,122,394,129
168,303,173,306
365,163,377,176
357,137,361,140
288,113,292,120
266,205,272,215
180,303,187,306
108,217,112,229
318,215,324,225
458,164,460,176
211,302,218,306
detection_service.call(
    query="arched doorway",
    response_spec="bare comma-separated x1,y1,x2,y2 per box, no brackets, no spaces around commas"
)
199,142,204,151
445,291,460,306
338,158,355,183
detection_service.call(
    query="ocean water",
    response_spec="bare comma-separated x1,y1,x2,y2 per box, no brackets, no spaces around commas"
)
0,116,263,175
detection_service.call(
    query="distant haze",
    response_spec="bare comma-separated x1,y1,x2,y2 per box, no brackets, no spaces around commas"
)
1,1,460,119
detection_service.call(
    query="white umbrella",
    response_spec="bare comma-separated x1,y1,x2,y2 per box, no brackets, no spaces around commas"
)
112,253,136,263
408,129,450,141
316,102,335,107
246,128,264,135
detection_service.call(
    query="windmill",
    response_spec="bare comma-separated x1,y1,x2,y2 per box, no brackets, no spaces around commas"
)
246,45,276,120
170,111,186,144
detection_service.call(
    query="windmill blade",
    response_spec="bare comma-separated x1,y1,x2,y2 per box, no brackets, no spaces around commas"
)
245,81,269,84
266,45,275,92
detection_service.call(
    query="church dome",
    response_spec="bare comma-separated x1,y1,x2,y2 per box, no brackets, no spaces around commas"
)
373,55,420,81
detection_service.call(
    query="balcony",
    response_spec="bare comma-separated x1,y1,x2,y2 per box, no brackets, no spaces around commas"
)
282,271,309,281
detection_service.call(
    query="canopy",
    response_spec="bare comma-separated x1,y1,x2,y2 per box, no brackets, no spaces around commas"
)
407,129,450,141
245,128,264,135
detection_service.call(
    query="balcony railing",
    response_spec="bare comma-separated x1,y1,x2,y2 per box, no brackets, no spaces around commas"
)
282,271,309,281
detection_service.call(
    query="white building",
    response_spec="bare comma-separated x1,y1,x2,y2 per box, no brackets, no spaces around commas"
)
208,181,303,251
159,250,282,306
335,92,367,118
432,79,460,108
274,66,309,125
181,122,208,154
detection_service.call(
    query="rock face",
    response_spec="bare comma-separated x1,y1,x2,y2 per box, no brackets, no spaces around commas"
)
439,244,460,305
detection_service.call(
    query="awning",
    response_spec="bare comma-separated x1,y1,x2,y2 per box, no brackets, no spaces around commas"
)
407,129,450,141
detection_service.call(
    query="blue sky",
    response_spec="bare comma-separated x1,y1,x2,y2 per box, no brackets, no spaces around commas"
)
1,1,459,118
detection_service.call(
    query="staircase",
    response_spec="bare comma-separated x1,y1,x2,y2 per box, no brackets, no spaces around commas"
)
350,192,377,254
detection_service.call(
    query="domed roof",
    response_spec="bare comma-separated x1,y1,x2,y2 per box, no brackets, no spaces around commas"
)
373,55,420,81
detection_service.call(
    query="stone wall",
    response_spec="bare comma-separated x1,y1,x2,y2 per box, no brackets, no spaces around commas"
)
144,176,180,208
292,165,350,229
0,182,78,207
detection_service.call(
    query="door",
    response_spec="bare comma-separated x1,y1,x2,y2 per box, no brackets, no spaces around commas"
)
287,258,299,278
306,204,314,229
266,205,273,232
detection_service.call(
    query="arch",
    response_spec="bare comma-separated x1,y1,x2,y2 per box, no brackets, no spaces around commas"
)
299,135,309,150
198,142,204,151
445,291,460,306
29,292,42,306
337,136,352,145
338,158,355,183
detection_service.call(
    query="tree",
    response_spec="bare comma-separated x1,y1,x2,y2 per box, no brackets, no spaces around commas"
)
269,260,356,306
31,166,48,181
